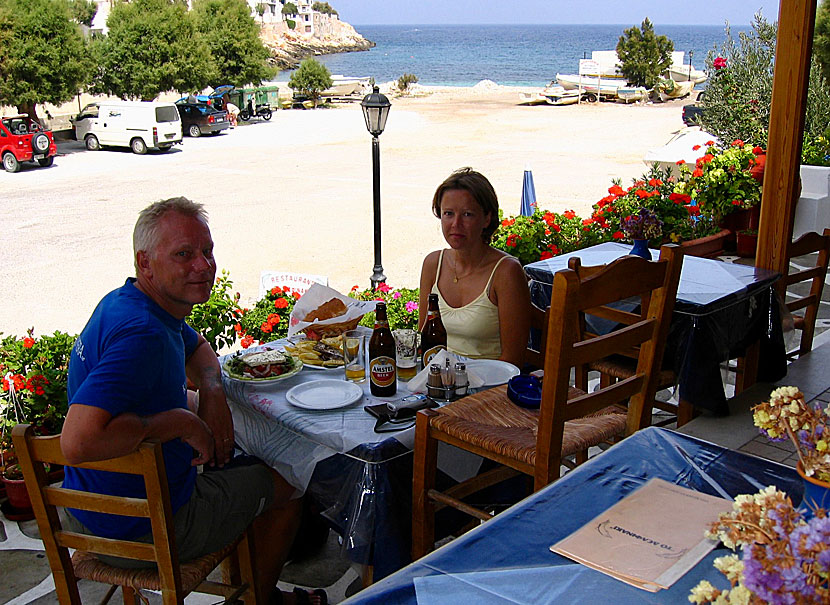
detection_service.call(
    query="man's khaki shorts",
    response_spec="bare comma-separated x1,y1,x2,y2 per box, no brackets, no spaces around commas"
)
64,463,274,568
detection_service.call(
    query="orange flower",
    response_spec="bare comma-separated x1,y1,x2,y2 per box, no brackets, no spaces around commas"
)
23,337,35,348
274,297,289,309
692,168,704,178
692,144,701,151
241,335,254,348
563,210,576,220
676,159,686,165
270,287,280,296
731,139,744,147
501,218,515,227
608,184,625,196
648,178,662,187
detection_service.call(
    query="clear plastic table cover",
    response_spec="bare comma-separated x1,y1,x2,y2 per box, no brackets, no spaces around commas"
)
524,243,787,413
341,427,803,605
221,341,474,577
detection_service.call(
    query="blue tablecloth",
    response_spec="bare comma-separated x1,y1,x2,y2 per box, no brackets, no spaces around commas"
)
524,242,786,414
342,427,802,604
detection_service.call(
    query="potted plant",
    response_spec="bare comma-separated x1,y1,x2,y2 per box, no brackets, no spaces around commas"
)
752,386,830,511
237,287,302,347
620,208,663,258
349,284,421,331
689,485,829,603
736,228,759,257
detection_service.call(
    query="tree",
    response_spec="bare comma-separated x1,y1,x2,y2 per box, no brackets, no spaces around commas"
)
816,0,830,84
192,0,275,88
616,18,674,89
700,12,830,149
67,0,97,27
282,2,297,16
0,0,91,121
288,57,332,106
91,0,215,101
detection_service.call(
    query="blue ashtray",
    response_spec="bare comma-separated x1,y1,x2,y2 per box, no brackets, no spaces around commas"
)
506,375,542,409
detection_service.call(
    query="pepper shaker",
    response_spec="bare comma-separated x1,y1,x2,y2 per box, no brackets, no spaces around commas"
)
427,363,444,399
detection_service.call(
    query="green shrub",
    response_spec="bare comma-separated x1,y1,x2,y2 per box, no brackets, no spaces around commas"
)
802,129,830,167
700,12,830,149
350,285,420,331
186,270,242,353
397,73,418,93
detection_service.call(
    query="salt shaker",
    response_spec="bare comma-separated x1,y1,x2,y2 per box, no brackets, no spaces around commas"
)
454,362,468,398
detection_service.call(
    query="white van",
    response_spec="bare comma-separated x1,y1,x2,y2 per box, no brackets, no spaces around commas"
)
72,101,182,154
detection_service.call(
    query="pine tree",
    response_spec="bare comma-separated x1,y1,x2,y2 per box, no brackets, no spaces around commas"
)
616,18,674,89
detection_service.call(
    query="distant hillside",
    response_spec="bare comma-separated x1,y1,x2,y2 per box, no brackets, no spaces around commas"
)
260,13,374,70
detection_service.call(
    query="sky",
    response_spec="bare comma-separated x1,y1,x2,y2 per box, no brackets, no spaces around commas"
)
330,1,781,27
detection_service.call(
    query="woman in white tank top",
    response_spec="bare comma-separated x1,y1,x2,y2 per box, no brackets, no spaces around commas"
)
418,168,531,367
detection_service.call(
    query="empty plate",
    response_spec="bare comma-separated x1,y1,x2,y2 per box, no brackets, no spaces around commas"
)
465,359,520,387
286,379,364,410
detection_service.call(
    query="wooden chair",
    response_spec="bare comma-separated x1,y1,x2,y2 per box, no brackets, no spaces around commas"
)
412,245,683,558
568,256,693,427
781,228,830,358
12,424,257,605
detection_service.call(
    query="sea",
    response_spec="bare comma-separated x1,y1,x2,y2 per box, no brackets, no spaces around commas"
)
274,23,753,88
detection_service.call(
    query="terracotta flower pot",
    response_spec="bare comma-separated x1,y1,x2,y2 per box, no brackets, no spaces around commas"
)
680,228,732,259
1,474,31,511
736,231,758,257
796,461,830,518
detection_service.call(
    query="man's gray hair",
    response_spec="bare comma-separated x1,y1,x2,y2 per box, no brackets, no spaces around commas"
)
133,197,208,272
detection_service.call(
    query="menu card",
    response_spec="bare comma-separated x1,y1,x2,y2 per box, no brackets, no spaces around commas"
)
550,478,731,592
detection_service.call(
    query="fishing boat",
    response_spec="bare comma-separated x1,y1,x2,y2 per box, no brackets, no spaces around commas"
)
616,86,648,103
555,73,628,97
321,75,371,97
667,52,708,85
517,91,549,105
656,79,695,102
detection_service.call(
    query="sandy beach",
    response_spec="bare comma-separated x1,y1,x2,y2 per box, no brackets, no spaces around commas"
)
0,84,692,338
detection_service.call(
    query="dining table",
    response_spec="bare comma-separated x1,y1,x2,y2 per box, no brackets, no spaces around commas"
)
340,426,803,604
220,341,506,580
524,242,788,415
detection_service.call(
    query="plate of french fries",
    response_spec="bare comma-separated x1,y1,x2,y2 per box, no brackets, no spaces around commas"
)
284,336,345,370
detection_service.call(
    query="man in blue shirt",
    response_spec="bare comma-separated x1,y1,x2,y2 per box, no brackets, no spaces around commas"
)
61,198,324,605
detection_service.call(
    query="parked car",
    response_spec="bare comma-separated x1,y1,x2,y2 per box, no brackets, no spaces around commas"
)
0,115,57,173
682,103,705,127
174,102,230,137
71,101,182,154
176,84,235,110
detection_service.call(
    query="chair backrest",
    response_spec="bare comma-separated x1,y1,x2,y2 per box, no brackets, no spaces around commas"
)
782,228,830,356
525,303,548,369
534,245,683,484
12,424,185,603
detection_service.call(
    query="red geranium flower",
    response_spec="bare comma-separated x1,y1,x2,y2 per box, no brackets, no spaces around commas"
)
732,199,743,206
676,159,686,165
713,57,727,70
648,178,662,187
669,192,691,205
608,184,625,196
731,139,745,147
23,337,35,348
501,218,515,227
705,140,715,146
274,297,289,309
635,189,650,199
241,335,254,348
686,205,701,216
612,231,624,240
753,146,765,155
260,322,273,333
540,251,553,260
549,244,559,255
506,233,519,247
582,218,593,226
692,168,704,178
692,145,701,151
563,210,576,219
377,283,392,293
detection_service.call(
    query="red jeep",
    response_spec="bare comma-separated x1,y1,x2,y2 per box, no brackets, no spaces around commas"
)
0,115,57,173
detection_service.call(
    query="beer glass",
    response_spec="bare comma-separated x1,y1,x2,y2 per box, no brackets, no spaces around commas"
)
393,329,418,382
343,330,366,383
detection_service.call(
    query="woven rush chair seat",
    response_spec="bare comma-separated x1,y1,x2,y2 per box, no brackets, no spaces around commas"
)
412,245,684,560
429,385,627,467
12,424,256,605
70,537,240,594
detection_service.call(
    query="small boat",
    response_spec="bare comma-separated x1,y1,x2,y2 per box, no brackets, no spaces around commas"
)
542,85,581,105
555,74,628,98
668,52,708,85
517,91,548,105
321,75,371,97
616,86,648,103
656,79,694,102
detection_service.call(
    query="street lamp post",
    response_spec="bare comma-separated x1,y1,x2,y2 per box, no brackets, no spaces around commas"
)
361,86,391,289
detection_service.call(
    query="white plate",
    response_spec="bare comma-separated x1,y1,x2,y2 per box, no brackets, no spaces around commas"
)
286,379,364,410
465,359,520,387
222,348,303,383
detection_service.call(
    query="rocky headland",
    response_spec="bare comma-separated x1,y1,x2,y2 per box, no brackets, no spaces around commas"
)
260,13,374,71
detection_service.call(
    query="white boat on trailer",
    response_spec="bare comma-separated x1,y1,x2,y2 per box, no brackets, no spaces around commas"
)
542,85,581,105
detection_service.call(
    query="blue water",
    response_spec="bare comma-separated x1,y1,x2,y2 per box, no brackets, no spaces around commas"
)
275,24,751,87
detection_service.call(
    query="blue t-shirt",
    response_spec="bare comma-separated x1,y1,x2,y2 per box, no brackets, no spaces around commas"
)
64,278,199,539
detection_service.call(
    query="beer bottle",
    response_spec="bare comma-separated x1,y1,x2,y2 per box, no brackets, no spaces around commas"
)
369,302,397,396
420,293,447,368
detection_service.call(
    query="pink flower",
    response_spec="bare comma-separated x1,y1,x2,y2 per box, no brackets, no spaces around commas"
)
392,291,401,299
405,301,418,313
376,283,391,293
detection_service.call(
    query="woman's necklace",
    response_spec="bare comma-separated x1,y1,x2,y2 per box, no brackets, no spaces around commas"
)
452,254,483,283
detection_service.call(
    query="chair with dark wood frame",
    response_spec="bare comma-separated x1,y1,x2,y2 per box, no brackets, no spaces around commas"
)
12,424,257,605
412,244,683,559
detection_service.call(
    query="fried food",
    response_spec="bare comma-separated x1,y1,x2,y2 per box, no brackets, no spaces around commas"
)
284,336,345,367
304,298,348,322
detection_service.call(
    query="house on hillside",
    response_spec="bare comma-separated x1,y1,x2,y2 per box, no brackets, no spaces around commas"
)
247,0,321,33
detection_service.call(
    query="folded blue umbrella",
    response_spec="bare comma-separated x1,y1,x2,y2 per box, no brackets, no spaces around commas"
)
520,169,537,216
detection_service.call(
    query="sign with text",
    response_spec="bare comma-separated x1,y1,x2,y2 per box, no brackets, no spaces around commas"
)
259,271,328,298
579,59,600,75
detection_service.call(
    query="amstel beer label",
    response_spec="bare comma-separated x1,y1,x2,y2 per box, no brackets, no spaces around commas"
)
421,345,447,368
369,356,396,387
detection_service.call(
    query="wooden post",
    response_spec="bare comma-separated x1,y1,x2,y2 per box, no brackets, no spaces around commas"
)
756,0,817,276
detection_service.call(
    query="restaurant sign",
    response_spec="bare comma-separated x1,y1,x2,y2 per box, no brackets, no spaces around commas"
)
259,271,328,297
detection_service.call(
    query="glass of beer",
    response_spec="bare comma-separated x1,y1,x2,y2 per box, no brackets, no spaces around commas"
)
343,330,366,383
393,329,418,382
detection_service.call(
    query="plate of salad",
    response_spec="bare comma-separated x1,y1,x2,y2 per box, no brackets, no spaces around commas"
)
222,347,303,382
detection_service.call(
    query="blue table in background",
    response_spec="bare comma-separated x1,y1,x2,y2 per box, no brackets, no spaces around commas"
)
524,242,786,415
342,427,802,604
